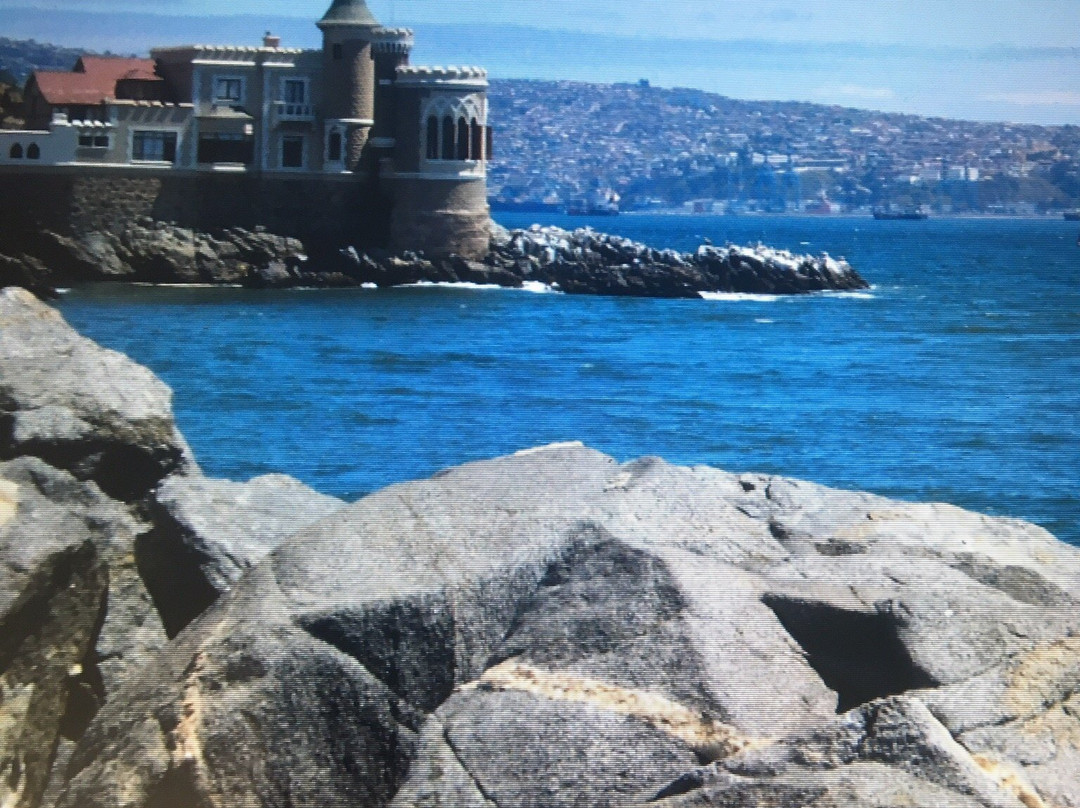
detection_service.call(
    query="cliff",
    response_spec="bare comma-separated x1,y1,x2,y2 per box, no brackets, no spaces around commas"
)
1,285,1077,808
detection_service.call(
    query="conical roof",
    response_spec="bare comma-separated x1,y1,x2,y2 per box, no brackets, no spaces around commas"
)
318,0,380,27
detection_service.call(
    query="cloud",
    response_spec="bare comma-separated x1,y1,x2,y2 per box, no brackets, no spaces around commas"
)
983,90,1080,106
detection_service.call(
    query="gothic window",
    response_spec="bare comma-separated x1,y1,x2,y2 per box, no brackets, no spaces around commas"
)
8,143,22,159
426,116,439,160
441,116,455,161
26,143,40,160
470,119,483,161
456,118,469,160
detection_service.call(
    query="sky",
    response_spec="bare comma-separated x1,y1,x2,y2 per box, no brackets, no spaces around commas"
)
3,0,1079,124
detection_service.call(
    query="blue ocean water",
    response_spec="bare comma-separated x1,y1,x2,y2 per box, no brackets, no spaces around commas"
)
56,215,1080,545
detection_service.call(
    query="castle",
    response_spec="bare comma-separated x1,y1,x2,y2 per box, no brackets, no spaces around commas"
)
0,0,492,258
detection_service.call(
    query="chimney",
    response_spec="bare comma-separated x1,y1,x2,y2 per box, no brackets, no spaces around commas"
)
264,31,282,48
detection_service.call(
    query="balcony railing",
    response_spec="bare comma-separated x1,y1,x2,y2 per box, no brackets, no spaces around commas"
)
272,102,316,124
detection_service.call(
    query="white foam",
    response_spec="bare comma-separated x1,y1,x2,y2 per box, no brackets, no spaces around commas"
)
361,282,378,289
699,291,781,302
514,441,585,457
397,281,504,291
55,288,71,294
755,318,775,324
819,291,876,300
518,280,562,294
133,282,243,288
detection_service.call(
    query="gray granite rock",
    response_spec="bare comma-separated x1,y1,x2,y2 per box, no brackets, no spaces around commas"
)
53,444,1080,808
144,472,345,635
0,287,194,500
0,457,166,808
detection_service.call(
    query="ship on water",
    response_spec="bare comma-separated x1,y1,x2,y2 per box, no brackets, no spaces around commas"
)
873,205,929,220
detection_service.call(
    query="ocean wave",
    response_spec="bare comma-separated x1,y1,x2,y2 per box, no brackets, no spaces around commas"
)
818,290,876,300
518,280,563,294
397,281,505,291
699,291,781,302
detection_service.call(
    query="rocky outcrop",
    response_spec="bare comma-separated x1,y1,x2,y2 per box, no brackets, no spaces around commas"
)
54,445,1080,808
0,221,309,289
143,473,345,636
1,286,1077,808
0,457,162,808
1,220,868,298
0,288,346,808
0,287,193,500
481,224,868,297
333,224,868,297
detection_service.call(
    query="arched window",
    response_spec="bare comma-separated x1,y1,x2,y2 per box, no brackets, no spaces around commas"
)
9,143,22,159
470,119,483,161
456,117,469,160
26,143,40,159
441,116,455,161
426,116,439,160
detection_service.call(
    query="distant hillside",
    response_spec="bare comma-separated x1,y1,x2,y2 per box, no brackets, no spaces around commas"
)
487,79,1080,213
0,38,88,84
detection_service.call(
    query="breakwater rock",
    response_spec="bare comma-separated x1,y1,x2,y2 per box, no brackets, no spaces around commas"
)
1,221,868,298
2,285,1078,808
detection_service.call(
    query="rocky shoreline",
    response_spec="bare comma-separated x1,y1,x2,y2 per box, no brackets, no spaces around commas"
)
0,220,868,299
1,284,1078,808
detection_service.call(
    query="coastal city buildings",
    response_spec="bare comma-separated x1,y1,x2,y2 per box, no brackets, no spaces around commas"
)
487,79,1080,215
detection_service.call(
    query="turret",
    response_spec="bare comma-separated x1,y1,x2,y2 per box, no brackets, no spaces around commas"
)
369,28,414,150
389,66,491,257
318,0,380,172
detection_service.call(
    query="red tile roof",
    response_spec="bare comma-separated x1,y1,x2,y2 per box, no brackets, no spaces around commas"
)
31,57,160,105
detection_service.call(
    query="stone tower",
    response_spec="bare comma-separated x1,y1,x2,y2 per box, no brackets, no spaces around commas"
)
318,0,380,172
390,66,491,257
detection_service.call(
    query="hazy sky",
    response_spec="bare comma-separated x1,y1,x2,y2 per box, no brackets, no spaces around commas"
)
3,1,1079,124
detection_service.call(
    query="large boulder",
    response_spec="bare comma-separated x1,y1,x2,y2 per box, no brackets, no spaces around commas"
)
0,287,194,500
54,445,1080,808
0,457,166,808
142,473,345,636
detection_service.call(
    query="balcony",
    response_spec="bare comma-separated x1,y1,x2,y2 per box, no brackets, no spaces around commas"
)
271,102,316,125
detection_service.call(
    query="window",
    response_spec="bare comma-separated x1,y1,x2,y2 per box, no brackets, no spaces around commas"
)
426,116,439,160
456,118,469,161
26,144,40,160
198,133,254,165
133,131,178,163
281,135,304,169
471,120,483,161
214,77,244,104
9,143,22,159
332,43,343,60
328,131,342,162
283,80,306,104
441,116,455,161
78,132,110,148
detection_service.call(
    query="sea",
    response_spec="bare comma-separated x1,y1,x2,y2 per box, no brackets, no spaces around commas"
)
55,214,1080,546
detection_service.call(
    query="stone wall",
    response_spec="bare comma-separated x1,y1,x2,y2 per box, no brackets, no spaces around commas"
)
391,175,490,257
0,165,391,257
